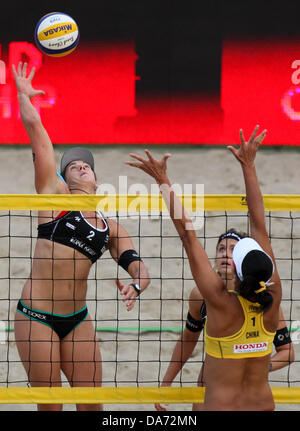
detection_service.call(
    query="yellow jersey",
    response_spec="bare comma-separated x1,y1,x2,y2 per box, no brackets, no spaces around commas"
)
204,294,276,359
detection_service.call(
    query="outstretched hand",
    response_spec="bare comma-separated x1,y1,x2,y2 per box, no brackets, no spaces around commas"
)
227,125,267,167
12,62,45,99
125,149,171,184
154,382,170,411
116,279,138,311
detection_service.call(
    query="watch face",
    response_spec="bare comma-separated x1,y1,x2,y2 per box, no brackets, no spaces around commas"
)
132,283,141,294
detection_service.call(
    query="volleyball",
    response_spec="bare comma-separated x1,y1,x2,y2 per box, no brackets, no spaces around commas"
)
34,12,79,57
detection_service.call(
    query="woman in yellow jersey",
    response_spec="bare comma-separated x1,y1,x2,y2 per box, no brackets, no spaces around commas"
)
127,125,282,411
155,229,294,411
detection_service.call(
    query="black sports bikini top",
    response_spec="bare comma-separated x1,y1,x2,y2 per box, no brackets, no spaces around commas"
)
37,210,110,263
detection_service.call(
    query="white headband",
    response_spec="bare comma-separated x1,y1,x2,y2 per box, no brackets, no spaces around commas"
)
232,237,274,282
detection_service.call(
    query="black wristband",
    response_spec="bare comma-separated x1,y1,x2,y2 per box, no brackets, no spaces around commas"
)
273,327,292,347
186,312,205,332
118,249,142,271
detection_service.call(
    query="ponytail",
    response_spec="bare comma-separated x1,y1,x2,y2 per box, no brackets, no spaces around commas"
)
239,276,273,311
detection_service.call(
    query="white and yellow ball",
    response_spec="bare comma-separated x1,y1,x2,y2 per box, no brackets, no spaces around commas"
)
35,12,79,57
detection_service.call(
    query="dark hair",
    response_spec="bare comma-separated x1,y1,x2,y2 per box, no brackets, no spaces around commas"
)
217,228,248,246
239,250,274,311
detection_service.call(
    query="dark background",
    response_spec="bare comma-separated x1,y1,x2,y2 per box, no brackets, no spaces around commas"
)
2,0,300,96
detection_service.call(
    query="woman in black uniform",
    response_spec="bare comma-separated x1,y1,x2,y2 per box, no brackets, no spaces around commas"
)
12,62,150,411
155,229,294,411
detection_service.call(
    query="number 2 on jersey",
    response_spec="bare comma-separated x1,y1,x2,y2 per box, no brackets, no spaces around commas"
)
87,230,95,241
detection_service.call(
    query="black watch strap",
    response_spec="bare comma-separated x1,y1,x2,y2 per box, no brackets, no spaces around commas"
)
130,283,141,296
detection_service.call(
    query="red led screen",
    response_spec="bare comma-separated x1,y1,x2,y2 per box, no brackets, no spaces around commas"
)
0,40,299,145
0,41,137,144
221,38,300,145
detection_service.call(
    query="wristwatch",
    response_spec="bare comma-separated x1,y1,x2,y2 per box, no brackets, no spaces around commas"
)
130,283,141,296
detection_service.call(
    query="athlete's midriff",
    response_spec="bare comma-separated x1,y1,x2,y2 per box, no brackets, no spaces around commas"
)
204,354,275,411
21,238,93,315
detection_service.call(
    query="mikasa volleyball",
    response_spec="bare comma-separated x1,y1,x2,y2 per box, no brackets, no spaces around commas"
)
35,12,79,57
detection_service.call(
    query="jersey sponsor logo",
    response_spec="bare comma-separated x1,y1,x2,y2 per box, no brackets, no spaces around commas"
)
233,342,268,354
23,307,46,321
66,222,76,230
100,245,107,255
70,237,97,256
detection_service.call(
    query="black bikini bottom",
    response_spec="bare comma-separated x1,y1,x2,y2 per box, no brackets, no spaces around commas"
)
17,299,88,340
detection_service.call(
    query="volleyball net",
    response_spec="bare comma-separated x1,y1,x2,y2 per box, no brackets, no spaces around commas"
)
0,194,299,405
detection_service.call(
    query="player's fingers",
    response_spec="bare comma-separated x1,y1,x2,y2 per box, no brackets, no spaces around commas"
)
28,66,36,82
249,124,260,143
33,89,45,97
255,129,267,145
124,295,137,310
162,153,172,165
144,149,156,163
239,129,245,145
12,65,17,79
227,145,239,157
129,153,148,164
22,62,27,78
126,301,135,311
155,403,167,411
124,161,142,168
116,279,124,292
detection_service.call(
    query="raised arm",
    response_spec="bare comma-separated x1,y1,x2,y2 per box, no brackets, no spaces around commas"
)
126,150,224,302
227,126,269,251
270,306,295,372
13,62,65,194
227,125,281,304
155,287,204,411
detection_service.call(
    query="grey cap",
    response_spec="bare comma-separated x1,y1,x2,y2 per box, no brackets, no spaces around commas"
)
60,147,95,177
